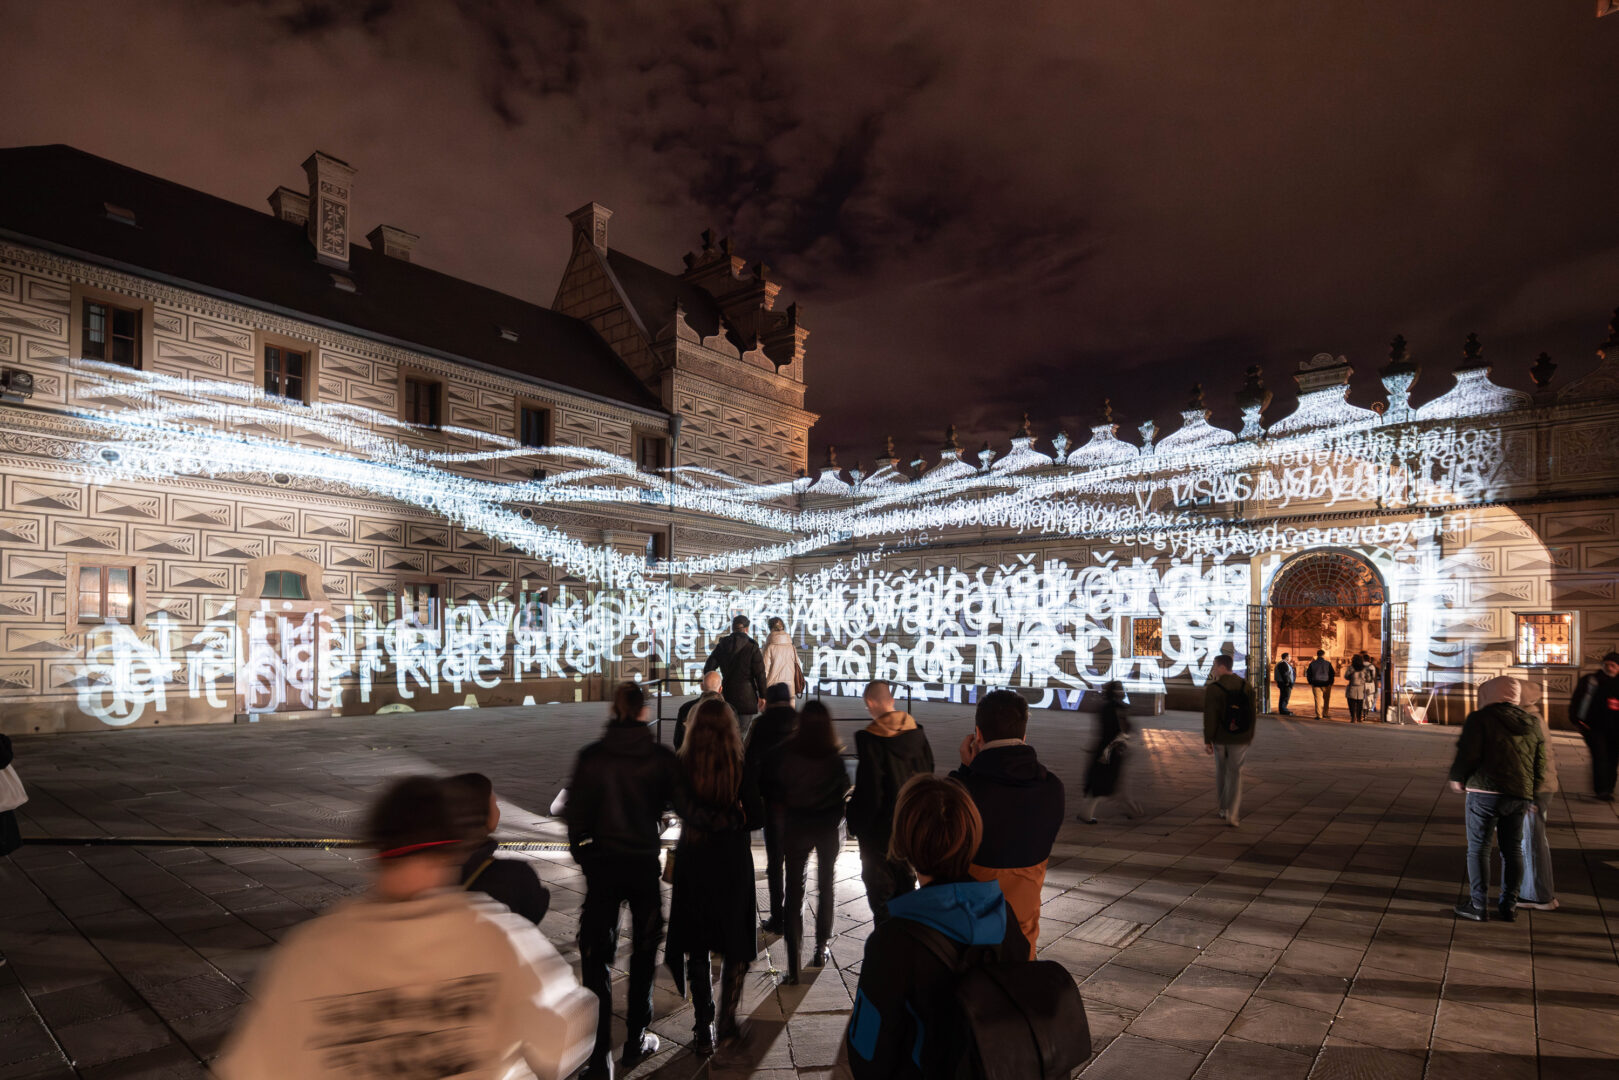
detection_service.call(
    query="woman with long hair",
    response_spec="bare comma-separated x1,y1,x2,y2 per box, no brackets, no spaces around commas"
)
665,698,761,1052
762,700,850,983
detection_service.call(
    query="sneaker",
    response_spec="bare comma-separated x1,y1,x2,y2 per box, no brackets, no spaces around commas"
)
1518,899,1559,911
1453,903,1485,921
1496,905,1518,923
621,1032,660,1068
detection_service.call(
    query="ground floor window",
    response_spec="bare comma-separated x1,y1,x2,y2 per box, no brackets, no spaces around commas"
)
77,565,134,623
1123,616,1162,658
1515,612,1574,666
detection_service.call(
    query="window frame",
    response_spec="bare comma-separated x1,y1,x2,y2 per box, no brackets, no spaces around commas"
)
634,429,670,473
1120,615,1164,660
516,398,553,450
261,569,309,600
398,368,444,429
68,285,154,371
1512,611,1577,668
257,333,317,405
397,578,444,633
66,556,146,631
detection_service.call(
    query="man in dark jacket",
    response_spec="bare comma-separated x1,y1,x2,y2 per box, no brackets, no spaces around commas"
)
848,680,934,924
565,683,685,1075
1448,684,1547,921
443,772,551,924
1306,649,1335,719
949,689,1064,957
1203,655,1256,827
704,615,767,738
744,682,800,934
1569,651,1619,801
1273,652,1296,715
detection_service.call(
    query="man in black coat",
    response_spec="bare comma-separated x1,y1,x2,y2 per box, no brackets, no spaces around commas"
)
1273,652,1296,716
1571,651,1619,800
704,615,767,738
744,682,800,934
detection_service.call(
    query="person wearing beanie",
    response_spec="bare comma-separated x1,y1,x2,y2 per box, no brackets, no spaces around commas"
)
1569,651,1619,801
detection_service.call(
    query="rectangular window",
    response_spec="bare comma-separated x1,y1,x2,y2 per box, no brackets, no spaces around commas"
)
404,377,441,428
77,565,134,623
264,345,308,402
637,433,668,472
1123,616,1163,659
519,406,550,449
1515,612,1574,666
645,531,667,567
82,299,141,367
261,570,307,600
402,582,441,629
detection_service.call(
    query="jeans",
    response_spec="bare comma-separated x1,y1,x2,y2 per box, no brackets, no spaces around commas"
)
858,842,915,925
578,855,664,1063
1509,792,1555,905
1464,791,1528,912
1311,684,1332,719
784,818,842,950
1276,683,1292,713
1581,720,1618,797
1213,742,1248,819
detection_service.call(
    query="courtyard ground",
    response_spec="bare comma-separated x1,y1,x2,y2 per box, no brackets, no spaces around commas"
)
1,699,1616,1079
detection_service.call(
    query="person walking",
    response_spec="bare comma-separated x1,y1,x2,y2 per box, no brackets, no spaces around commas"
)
674,670,723,751
218,777,597,1080
1306,649,1336,720
761,617,804,702
665,699,761,1053
1448,676,1547,922
848,680,935,925
745,682,800,935
704,615,767,739
1203,655,1256,827
1569,651,1619,801
949,689,1064,958
1079,681,1142,823
1482,678,1559,911
1273,652,1296,716
762,700,850,983
843,775,1029,1079
1346,656,1373,723
444,772,551,924
0,731,23,856
565,682,684,1076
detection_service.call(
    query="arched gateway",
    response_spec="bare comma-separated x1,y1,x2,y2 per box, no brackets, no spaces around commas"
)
1250,550,1401,720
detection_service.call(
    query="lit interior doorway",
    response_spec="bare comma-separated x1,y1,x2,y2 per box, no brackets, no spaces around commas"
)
1263,551,1389,722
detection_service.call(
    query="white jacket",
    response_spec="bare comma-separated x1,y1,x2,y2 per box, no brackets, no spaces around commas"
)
762,629,800,696
217,889,596,1080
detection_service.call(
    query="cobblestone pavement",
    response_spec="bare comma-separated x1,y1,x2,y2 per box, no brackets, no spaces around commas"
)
2,700,1616,1079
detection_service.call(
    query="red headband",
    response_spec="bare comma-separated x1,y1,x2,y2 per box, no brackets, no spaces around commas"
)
375,839,459,860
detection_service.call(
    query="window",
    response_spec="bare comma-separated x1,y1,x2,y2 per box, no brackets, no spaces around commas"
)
645,531,667,567
637,433,668,472
1515,612,1574,666
403,377,441,428
261,570,307,600
519,405,551,448
401,582,441,629
77,565,134,623
264,344,308,402
1123,616,1163,658
82,298,141,367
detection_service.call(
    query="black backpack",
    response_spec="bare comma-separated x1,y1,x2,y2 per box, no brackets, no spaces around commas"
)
1224,680,1254,735
893,920,1091,1080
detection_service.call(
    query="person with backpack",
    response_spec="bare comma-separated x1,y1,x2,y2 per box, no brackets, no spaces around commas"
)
745,682,800,935
443,773,551,924
1273,652,1295,716
704,615,768,739
848,680,935,925
1569,651,1619,801
1203,654,1256,827
1306,649,1335,720
843,774,1089,1080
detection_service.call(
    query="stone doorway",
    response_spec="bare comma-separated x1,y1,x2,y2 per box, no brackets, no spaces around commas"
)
1265,551,1388,721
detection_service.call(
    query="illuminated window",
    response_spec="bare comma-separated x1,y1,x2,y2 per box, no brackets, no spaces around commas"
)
264,344,308,402
82,299,141,367
261,570,307,600
1124,616,1163,658
77,565,134,623
1515,612,1574,667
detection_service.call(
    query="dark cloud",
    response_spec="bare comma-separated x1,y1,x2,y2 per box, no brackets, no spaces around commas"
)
3,1,1618,467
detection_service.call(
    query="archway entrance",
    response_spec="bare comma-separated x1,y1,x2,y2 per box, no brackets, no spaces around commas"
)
1255,550,1392,721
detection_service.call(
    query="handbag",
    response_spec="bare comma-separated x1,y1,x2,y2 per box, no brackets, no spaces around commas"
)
793,661,807,696
0,764,26,813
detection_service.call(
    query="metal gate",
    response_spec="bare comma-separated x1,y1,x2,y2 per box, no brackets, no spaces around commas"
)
1383,601,1407,720
1247,603,1269,714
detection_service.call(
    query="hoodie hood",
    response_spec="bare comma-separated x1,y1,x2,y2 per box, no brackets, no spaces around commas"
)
888,880,1008,946
867,709,919,736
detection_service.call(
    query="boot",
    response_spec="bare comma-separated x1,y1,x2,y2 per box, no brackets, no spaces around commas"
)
811,941,831,968
716,962,751,1045
783,931,802,985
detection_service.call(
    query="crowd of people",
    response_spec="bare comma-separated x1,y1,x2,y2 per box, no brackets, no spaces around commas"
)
204,617,1619,1076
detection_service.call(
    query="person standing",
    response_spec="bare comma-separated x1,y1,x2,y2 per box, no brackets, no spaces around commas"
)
1306,649,1336,720
565,682,684,1076
745,682,800,935
1273,652,1295,716
950,689,1064,958
674,670,723,751
761,617,804,702
1079,681,1142,823
1569,651,1619,801
1203,655,1256,827
665,699,761,1053
1448,676,1547,922
762,700,850,983
704,615,767,739
1346,656,1372,723
218,777,597,1080
1484,678,1559,911
848,680,934,925
443,773,551,924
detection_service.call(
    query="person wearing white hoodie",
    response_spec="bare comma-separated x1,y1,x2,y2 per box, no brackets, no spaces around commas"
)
217,776,596,1080
762,617,802,702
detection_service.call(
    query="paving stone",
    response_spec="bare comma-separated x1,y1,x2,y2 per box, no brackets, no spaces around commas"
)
1125,995,1235,1052
1325,996,1431,1053
1162,964,1260,1012
1081,1032,1203,1080
1307,1034,1425,1080
1191,1036,1312,1080
53,1008,173,1069
1433,998,1538,1055
1081,961,1175,1011
1226,996,1334,1054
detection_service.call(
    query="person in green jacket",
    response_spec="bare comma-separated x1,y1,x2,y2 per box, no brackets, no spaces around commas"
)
1203,654,1257,827
1447,685,1547,922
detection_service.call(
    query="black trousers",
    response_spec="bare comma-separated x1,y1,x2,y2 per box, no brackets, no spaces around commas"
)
1583,721,1619,797
762,816,785,923
684,951,749,1034
0,809,19,855
785,818,842,948
858,841,915,926
578,855,663,1063
1276,683,1292,713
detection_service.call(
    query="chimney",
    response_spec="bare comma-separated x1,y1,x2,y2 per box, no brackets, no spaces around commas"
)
302,151,356,268
366,224,420,262
567,203,612,252
267,186,309,226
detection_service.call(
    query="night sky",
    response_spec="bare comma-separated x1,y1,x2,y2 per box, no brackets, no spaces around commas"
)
4,1,1618,467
